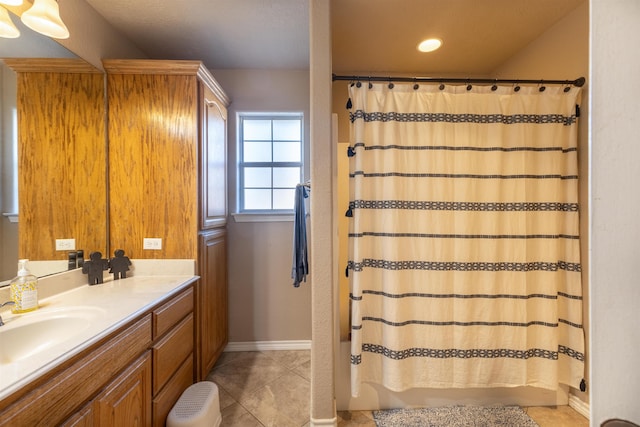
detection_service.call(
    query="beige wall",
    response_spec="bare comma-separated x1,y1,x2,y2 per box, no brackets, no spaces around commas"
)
493,1,590,406
0,64,18,281
590,0,640,425
211,69,312,343
57,0,146,69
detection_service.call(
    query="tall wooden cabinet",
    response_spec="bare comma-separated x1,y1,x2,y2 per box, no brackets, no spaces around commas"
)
104,60,230,380
6,59,108,261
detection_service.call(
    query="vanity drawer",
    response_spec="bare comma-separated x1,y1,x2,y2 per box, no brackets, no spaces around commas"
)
153,287,194,339
152,313,194,395
152,354,194,427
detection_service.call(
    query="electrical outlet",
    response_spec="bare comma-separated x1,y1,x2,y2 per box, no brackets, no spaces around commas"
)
55,238,76,251
143,238,162,250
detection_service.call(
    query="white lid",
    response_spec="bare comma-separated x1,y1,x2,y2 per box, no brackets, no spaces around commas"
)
17,259,31,276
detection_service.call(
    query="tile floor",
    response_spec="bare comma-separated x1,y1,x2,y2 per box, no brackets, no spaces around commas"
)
207,350,589,427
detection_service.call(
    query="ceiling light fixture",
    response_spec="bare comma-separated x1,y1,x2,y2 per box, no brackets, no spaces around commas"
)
21,0,69,39
0,6,20,38
0,0,23,6
417,38,442,53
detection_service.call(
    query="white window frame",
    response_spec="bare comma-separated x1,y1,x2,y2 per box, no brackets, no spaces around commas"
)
234,112,304,222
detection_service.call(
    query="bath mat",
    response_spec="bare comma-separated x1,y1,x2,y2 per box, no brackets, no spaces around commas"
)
373,405,538,427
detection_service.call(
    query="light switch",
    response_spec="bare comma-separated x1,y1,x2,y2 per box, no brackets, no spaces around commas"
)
55,238,76,251
143,238,162,250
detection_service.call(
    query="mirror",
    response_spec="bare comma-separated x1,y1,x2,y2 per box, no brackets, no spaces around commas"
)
0,12,107,284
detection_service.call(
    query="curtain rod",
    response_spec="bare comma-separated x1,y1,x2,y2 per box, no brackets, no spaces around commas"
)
332,74,586,88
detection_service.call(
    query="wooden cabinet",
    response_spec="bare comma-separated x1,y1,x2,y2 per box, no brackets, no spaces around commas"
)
197,229,228,379
93,351,152,426
0,283,196,427
200,84,228,229
5,58,107,261
104,60,230,379
104,59,229,259
150,286,195,425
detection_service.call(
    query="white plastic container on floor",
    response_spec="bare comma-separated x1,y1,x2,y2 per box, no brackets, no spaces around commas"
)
166,381,221,427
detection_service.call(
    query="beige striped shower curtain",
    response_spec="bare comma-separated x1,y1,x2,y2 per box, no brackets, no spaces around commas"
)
347,81,585,396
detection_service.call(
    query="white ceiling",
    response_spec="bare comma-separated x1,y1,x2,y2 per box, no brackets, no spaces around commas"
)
82,0,585,74
84,0,310,70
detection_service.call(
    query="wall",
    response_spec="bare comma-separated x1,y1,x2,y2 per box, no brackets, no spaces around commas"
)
493,1,590,408
57,0,146,69
0,64,18,281
590,0,640,425
211,69,312,343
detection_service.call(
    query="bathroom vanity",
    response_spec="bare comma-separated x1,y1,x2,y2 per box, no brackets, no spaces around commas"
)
0,267,199,426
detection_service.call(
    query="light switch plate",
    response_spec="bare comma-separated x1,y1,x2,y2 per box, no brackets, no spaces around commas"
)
55,238,76,251
143,238,162,250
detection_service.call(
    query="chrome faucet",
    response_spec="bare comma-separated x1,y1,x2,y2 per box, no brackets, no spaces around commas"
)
0,301,15,326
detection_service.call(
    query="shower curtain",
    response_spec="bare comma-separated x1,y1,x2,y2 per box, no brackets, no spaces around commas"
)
347,81,584,397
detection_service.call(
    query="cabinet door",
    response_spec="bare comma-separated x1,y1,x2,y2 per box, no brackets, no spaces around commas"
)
200,84,228,229
197,229,228,379
93,351,152,426
60,402,93,427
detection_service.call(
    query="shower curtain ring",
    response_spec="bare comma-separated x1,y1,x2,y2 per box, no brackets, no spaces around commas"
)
491,80,498,91
466,79,472,91
413,78,419,90
388,78,394,89
514,83,521,92
368,77,373,89
538,80,546,92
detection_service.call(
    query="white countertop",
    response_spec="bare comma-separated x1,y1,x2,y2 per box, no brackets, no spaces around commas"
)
0,261,197,402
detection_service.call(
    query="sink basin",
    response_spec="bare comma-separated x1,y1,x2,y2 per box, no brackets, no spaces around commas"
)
0,306,106,364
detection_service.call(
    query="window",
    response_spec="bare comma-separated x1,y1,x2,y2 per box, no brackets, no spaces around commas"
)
238,114,303,213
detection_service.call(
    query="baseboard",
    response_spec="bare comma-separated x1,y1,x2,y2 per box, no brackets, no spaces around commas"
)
310,416,337,426
224,340,312,352
568,393,590,419
310,399,338,427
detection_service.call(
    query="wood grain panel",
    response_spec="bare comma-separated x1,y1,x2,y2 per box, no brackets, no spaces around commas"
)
93,351,152,427
152,355,193,427
60,401,94,427
0,315,151,426
197,229,228,379
107,73,198,259
200,86,228,229
3,58,101,74
153,286,194,339
102,60,229,105
152,313,194,395
17,71,107,260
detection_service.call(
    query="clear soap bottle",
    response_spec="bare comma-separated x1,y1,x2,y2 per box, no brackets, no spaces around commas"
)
10,259,38,313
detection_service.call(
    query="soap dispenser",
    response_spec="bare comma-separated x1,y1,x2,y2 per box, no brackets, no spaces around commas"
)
10,259,38,314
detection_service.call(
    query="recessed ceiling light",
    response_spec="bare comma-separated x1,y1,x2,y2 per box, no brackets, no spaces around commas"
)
417,38,442,53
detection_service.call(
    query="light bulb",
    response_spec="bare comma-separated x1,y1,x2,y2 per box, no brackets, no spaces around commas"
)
0,6,19,38
21,0,69,39
417,38,442,53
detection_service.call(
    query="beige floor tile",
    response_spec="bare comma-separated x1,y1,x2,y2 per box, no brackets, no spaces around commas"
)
239,371,311,427
293,359,311,381
216,384,237,411
209,352,291,401
261,349,311,369
220,402,264,427
525,405,589,427
337,410,376,426
214,351,261,369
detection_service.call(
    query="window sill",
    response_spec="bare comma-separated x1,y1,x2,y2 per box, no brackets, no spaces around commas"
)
232,212,294,223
